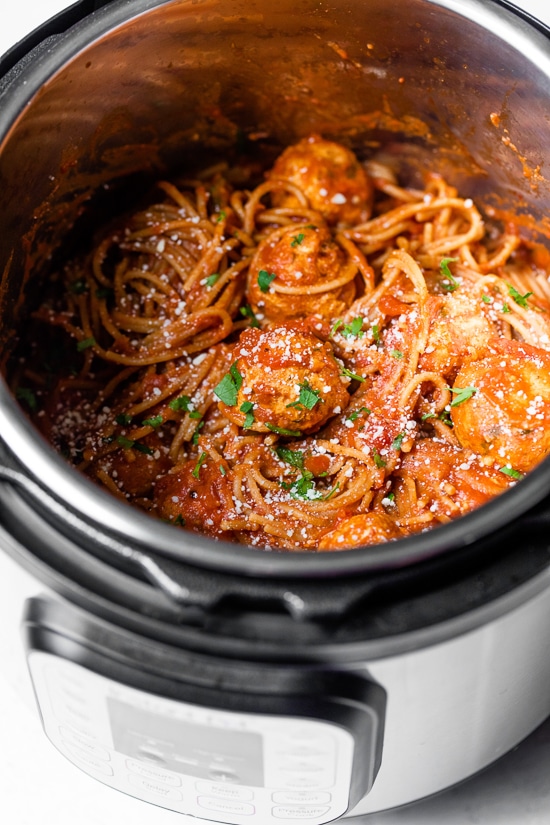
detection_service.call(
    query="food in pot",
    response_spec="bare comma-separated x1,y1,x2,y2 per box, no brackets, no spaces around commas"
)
10,136,550,550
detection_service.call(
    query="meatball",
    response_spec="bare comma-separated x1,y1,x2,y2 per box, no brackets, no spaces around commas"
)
268,135,373,226
153,454,233,537
92,432,172,497
246,223,355,323
450,338,550,474
214,322,350,434
419,292,494,379
318,512,402,550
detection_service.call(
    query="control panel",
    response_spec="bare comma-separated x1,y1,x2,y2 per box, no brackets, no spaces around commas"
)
28,651,355,824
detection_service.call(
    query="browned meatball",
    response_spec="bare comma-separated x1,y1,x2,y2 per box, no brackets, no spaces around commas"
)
153,454,233,537
268,135,373,226
451,338,550,474
214,322,350,434
246,223,355,323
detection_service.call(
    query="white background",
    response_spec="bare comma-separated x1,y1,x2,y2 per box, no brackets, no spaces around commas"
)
2,1,550,824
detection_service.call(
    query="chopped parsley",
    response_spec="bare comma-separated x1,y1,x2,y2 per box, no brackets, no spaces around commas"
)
499,466,523,480
331,317,365,339
116,436,153,455
481,294,491,304
192,451,208,478
346,406,371,422
213,362,243,406
239,304,260,327
69,279,88,294
142,414,163,428
422,409,453,427
191,420,205,445
77,337,96,351
257,269,276,292
501,302,511,314
372,448,387,469
275,446,305,469
115,413,132,425
266,423,302,437
205,273,221,288
219,464,227,476
173,514,186,526
240,400,255,429
169,395,202,418
391,432,405,451
287,380,322,411
216,210,226,223
440,256,460,292
507,283,532,308
290,232,306,247
15,387,37,411
281,473,319,500
95,286,114,299
391,349,404,359
340,366,366,383
371,324,382,345
449,385,477,406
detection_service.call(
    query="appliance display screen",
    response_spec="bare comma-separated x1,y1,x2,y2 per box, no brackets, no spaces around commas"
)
108,697,264,786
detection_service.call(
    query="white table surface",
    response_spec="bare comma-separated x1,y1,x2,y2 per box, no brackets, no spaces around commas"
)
1,1,550,824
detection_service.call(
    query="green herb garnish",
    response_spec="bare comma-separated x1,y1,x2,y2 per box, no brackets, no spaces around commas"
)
169,394,202,418
275,446,305,469
192,451,208,478
449,385,477,406
205,273,221,288
391,432,405,451
507,283,532,308
372,448,387,468
346,406,371,422
340,366,366,383
77,337,96,351
70,279,88,294
15,387,37,411
290,232,306,247
391,349,404,359
440,256,460,292
239,304,260,327
287,380,322,411
115,413,132,425
266,423,302,437
257,269,276,293
116,435,153,455
142,415,163,428
499,466,523,480
240,400,255,429
213,362,243,406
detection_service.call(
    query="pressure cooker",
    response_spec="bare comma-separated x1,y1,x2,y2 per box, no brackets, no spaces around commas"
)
1,1,550,822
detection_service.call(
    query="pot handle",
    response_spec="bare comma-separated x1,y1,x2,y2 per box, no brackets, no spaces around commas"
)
0,464,377,621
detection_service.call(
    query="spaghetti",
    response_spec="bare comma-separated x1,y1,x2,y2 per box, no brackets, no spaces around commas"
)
11,135,550,551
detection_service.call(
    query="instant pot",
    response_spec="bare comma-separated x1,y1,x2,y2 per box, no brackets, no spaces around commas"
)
2,1,550,822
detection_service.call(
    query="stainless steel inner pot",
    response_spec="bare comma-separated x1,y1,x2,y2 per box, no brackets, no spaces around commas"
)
1,0,550,578
3,3,550,821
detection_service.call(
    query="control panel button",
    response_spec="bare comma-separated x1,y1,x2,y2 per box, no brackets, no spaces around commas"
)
197,796,255,816
59,727,111,761
195,781,254,801
272,805,331,819
64,743,114,776
126,759,182,786
127,774,183,801
272,791,331,805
